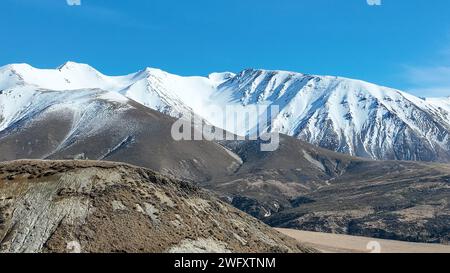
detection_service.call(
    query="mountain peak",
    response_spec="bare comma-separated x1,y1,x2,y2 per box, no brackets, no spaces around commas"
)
57,61,98,72
144,67,166,75
0,63,34,73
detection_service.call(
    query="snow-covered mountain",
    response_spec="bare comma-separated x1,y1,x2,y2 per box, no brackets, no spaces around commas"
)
1,62,450,162
216,69,450,161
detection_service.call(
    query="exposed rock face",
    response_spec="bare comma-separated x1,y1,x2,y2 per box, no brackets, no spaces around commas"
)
0,160,312,253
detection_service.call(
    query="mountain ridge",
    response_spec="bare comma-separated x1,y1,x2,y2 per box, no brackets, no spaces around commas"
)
2,62,450,162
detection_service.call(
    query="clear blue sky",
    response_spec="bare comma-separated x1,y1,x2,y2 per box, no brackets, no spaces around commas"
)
2,0,450,96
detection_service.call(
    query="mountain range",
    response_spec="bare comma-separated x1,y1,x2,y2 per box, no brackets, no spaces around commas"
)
2,62,450,162
0,62,449,244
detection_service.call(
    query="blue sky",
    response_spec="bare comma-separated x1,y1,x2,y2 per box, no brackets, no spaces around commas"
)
2,0,450,96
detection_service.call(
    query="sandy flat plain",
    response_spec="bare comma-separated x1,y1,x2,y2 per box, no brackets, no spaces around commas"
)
276,228,450,253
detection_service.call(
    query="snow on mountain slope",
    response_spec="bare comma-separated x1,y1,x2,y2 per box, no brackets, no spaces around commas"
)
0,62,137,91
0,62,132,131
426,97,450,119
1,62,450,162
0,62,229,121
210,69,450,161
0,86,129,132
118,68,224,117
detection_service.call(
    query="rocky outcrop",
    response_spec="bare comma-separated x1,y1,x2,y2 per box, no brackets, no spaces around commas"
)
0,160,312,253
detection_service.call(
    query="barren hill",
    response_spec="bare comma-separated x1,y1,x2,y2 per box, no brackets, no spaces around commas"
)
0,160,312,253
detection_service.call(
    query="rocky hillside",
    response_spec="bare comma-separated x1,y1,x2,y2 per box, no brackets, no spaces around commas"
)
0,160,312,253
